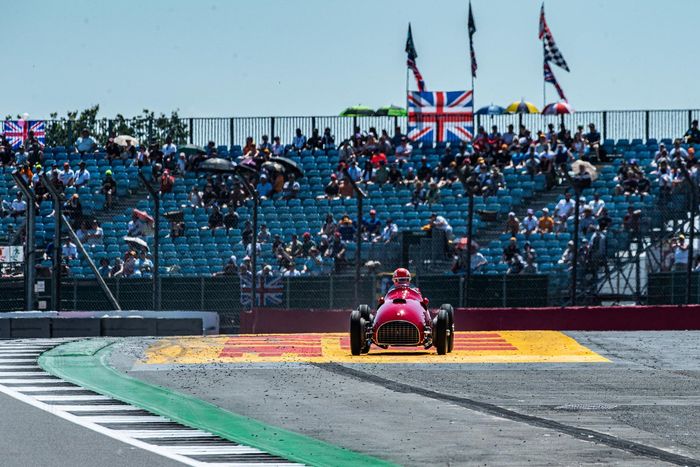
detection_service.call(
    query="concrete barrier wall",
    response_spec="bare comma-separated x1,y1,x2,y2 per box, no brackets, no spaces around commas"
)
239,305,700,334
0,317,205,339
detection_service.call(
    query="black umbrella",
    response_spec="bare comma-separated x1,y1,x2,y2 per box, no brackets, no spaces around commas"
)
261,161,285,174
164,210,184,223
269,156,304,178
197,157,238,173
178,144,206,156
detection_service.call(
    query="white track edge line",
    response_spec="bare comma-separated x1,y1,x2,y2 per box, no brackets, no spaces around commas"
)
0,383,207,467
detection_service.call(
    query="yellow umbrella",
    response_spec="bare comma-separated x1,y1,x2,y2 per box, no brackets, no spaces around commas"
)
505,100,540,114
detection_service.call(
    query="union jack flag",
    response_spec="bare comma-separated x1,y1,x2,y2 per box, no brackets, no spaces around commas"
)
3,120,46,149
407,90,474,143
240,274,284,307
544,62,567,101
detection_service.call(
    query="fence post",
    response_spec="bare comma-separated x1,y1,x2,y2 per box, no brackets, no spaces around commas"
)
188,118,194,144
200,277,205,310
311,116,316,132
645,111,650,142
353,116,358,133
229,118,234,150
602,111,607,141
502,275,507,308
329,275,334,308
270,117,275,142
690,110,694,130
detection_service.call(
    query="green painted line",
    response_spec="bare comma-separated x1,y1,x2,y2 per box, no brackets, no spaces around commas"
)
39,339,394,467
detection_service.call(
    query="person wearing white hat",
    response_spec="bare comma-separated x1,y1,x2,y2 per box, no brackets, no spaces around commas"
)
522,208,538,236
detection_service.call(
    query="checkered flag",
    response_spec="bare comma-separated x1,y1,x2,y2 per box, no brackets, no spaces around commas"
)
539,4,570,72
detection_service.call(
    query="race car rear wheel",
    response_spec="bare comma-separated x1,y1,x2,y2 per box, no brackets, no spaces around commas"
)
440,304,455,353
434,309,449,355
350,309,364,356
358,304,371,321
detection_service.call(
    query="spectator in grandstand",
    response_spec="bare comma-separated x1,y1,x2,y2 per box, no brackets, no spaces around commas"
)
425,181,441,205
282,261,301,277
522,256,539,274
404,166,417,183
410,181,427,207
504,212,520,236
139,251,153,274
301,232,316,256
61,238,78,260
64,194,83,226
394,137,413,166
160,169,175,194
588,193,605,217
281,173,300,200
74,161,90,188
537,207,554,234
9,192,26,218
201,184,216,207
85,219,104,246
255,174,274,198
205,140,217,157
98,257,111,278
670,139,689,159
169,219,185,238
417,157,432,181
270,136,284,156
257,134,271,153
597,207,613,232
58,162,75,187
579,205,598,236
75,129,97,154
362,209,382,240
346,160,361,182
588,227,607,268
337,215,356,241
387,163,403,186
303,247,331,275
14,146,29,166
507,254,525,274
256,224,270,243
241,220,253,245
623,207,642,236
213,255,238,277
377,218,398,243
684,120,700,144
338,139,354,162
292,128,307,153
522,241,537,263
161,136,177,158
306,128,322,151
323,174,340,199
127,212,148,237
101,170,117,210
428,214,454,241
320,213,337,237
672,234,689,271
76,221,90,243
361,160,374,183
373,161,389,184
325,232,347,272
522,209,538,236
584,123,603,161
321,127,335,150
208,205,224,230
554,192,575,231
339,178,354,198
502,237,520,263
243,136,256,156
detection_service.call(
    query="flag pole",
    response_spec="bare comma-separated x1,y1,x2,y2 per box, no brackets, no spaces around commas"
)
406,66,410,113
469,1,475,109
543,40,547,109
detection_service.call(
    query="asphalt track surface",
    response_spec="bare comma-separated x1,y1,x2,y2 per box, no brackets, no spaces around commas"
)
0,382,174,467
120,332,700,466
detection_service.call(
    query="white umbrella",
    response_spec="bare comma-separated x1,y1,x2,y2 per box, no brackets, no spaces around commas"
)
114,135,139,147
571,160,598,182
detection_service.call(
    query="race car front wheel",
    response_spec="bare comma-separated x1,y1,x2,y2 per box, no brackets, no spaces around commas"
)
358,304,371,321
434,309,449,355
350,309,364,356
440,304,455,353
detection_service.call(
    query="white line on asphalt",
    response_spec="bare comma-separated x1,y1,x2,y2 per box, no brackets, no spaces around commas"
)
33,395,112,401
0,359,40,363
166,446,264,455
120,430,214,439
78,415,170,423
0,379,62,384
0,372,50,377
0,383,204,466
61,405,144,412
11,386,86,392
0,365,41,369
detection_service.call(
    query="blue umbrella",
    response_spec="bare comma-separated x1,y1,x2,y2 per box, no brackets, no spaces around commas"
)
475,104,506,115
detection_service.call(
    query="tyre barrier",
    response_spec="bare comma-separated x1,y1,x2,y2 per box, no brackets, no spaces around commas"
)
0,317,205,339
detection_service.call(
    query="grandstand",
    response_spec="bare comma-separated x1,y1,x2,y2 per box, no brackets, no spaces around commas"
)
1,114,699,311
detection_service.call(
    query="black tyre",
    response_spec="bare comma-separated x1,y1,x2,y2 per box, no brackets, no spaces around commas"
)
350,309,363,356
440,304,455,353
434,309,449,355
358,304,371,321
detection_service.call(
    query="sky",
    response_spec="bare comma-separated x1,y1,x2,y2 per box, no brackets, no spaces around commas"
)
5,0,700,118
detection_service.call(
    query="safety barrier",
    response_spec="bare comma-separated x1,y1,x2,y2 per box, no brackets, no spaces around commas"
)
239,304,700,334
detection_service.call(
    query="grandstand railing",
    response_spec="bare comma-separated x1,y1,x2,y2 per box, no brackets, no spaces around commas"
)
38,109,700,148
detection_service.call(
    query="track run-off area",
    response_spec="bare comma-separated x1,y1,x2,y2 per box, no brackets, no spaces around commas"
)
0,332,697,466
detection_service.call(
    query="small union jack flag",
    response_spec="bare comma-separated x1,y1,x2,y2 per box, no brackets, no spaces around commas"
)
240,274,284,307
3,120,46,149
407,90,474,143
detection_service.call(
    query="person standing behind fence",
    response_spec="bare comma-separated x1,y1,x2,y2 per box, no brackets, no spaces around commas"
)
672,234,689,272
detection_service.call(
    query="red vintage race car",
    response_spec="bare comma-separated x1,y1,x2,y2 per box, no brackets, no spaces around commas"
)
349,286,455,355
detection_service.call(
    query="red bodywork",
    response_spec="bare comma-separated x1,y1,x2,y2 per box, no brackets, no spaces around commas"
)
372,286,432,346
